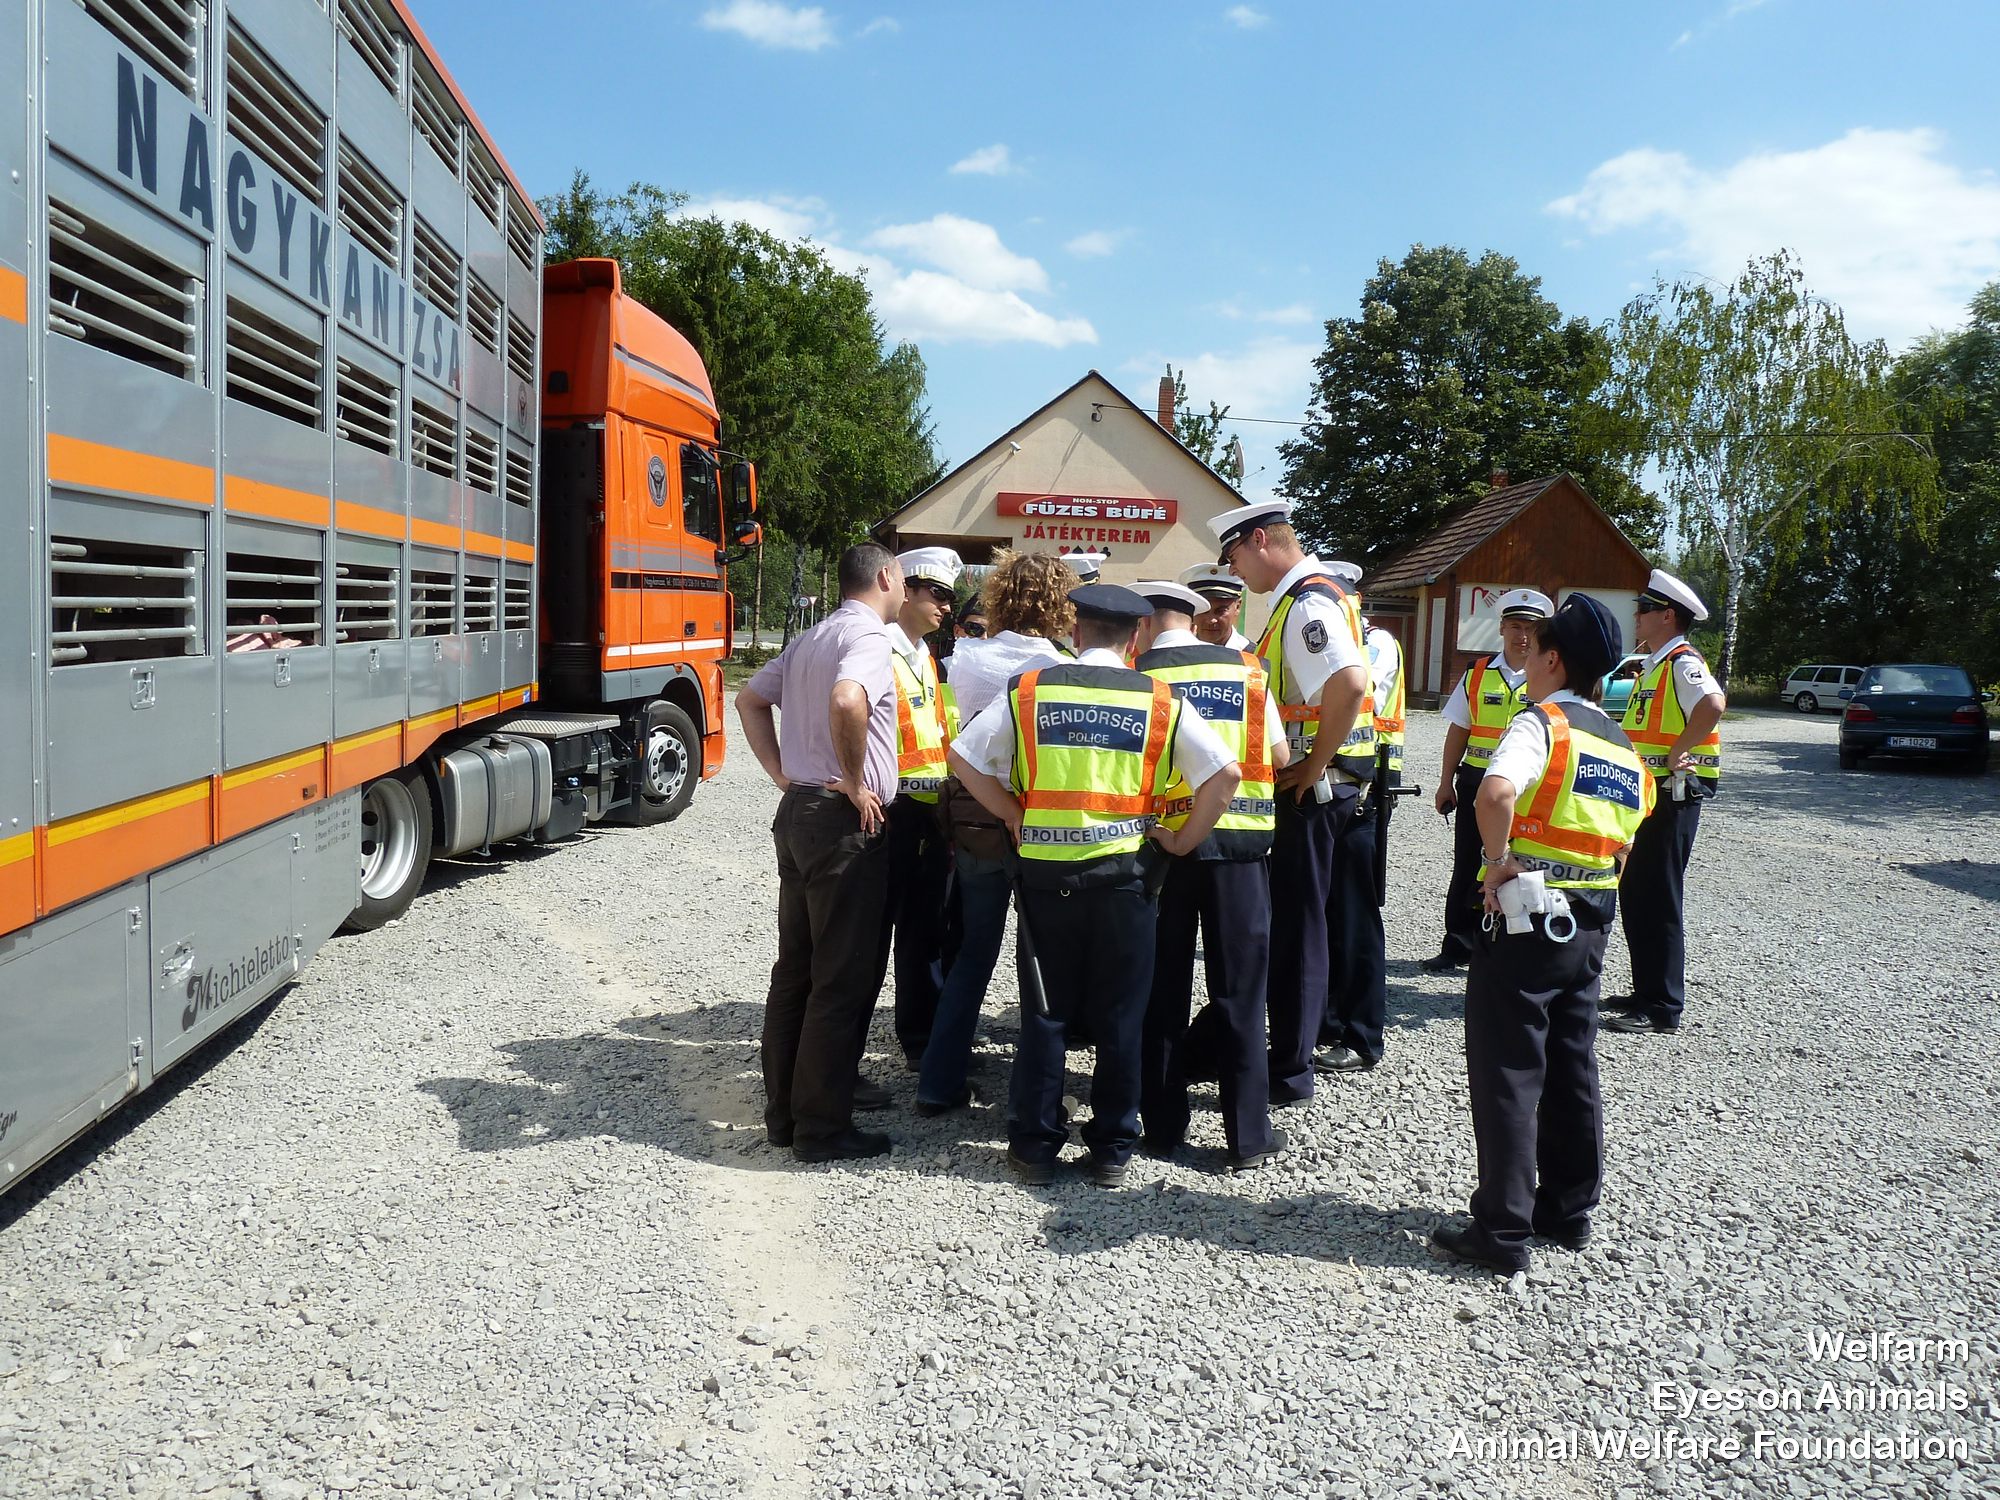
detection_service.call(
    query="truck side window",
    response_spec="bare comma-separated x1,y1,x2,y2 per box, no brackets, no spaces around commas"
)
681,446,721,544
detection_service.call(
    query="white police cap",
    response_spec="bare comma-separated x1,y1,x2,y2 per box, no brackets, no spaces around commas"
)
1327,559,1363,586
1065,550,1108,582
1178,563,1245,598
896,546,963,589
1207,499,1291,550
1136,580,1208,615
1495,588,1555,621
1640,568,1709,623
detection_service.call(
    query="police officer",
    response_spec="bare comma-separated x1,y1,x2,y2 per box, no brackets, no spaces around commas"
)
1319,601,1409,1072
870,547,961,1072
1178,564,1252,651
1432,594,1654,1274
1602,569,1726,1037
1132,580,1290,1170
948,585,1241,1187
1313,560,1388,1074
1209,501,1373,1107
1421,589,1553,974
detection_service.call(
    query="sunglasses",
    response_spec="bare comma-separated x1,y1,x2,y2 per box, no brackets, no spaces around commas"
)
960,621,986,638
915,582,956,607
1635,598,1668,615
1218,537,1245,569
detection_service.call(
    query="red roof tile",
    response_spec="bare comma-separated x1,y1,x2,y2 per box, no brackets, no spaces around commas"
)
1364,476,1564,594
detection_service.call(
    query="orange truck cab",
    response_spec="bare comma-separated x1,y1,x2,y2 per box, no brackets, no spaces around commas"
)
538,259,760,820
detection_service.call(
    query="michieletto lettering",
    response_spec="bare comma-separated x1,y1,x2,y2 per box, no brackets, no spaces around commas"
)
0,1107,17,1144
181,933,298,1031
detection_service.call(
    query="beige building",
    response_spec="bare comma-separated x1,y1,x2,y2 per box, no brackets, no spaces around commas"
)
880,371,1251,584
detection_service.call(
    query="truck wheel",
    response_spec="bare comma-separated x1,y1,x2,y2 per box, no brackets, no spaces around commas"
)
628,700,700,824
345,766,434,930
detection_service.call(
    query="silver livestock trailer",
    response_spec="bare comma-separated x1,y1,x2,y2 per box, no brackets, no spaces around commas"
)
1,0,551,1193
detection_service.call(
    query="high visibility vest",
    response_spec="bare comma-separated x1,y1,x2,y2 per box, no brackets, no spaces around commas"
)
1461,657,1528,769
1485,702,1655,890
1367,629,1406,785
1007,664,1179,875
1256,571,1375,782
1624,644,1722,788
938,680,961,741
891,648,948,803
1136,643,1274,860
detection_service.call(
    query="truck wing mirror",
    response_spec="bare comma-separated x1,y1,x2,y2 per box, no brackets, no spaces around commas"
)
727,460,758,516
732,518,763,547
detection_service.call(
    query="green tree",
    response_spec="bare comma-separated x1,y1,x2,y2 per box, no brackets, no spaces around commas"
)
1167,365,1243,483
1602,251,1944,684
1278,244,1661,564
538,172,942,552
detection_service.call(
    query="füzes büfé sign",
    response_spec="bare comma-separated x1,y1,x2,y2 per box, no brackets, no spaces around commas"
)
994,493,1177,546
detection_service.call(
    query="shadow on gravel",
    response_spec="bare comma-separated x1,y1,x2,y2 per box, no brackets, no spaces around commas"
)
1733,740,1999,829
420,1004,804,1174
0,989,289,1234
1898,859,2000,903
1035,1185,1438,1272
420,837,575,898
1385,962,1464,1033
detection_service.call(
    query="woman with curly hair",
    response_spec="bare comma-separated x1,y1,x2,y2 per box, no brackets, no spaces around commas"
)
914,551,1079,1113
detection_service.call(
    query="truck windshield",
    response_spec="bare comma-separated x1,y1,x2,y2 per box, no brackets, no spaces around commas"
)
682,446,721,544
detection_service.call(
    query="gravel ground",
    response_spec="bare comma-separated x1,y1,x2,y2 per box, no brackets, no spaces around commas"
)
3,703,1997,1500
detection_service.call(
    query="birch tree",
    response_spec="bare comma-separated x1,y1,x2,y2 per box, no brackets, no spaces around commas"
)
1602,251,1941,683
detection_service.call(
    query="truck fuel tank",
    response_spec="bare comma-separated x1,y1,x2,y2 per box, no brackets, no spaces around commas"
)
437,736,556,857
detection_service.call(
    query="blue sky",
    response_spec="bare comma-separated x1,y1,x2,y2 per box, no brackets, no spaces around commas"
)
419,0,2000,501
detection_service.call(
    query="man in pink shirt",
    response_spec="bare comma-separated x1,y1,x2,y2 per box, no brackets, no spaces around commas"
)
737,543,905,1162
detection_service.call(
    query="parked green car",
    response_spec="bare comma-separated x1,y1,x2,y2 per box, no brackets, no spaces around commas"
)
1600,653,1647,716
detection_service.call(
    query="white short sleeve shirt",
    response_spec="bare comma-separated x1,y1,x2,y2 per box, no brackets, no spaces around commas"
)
1267,558,1364,706
1642,636,1724,715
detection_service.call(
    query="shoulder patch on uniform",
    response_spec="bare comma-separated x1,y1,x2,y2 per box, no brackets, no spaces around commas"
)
1302,620,1328,653
1679,658,1705,682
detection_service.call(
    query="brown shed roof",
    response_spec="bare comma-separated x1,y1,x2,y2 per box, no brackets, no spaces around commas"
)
1364,475,1566,594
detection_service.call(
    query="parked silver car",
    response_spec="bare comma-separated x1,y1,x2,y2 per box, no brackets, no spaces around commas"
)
1782,663,1864,713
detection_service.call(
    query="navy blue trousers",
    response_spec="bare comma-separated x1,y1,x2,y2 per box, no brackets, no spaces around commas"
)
1618,794,1703,1026
1322,797,1386,1062
869,796,950,1060
1266,784,1359,1103
1142,857,1276,1158
1008,884,1157,1167
1440,764,1488,961
1464,918,1608,1261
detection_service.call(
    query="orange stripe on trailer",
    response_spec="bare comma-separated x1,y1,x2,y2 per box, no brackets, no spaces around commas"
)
410,517,460,550
328,723,405,794
465,530,533,562
460,693,501,724
225,475,330,528
48,434,214,508
335,499,407,540
0,265,26,324
404,707,458,759
217,747,325,841
41,779,213,912
0,830,34,937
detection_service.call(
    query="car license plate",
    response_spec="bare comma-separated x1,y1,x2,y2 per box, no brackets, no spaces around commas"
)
1887,735,1938,750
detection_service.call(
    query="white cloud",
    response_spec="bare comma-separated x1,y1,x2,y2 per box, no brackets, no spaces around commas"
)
1064,229,1127,259
699,1,835,52
673,197,1095,348
1125,338,1319,500
859,16,900,37
1213,299,1318,326
1549,127,2000,341
675,194,829,241
1672,0,1774,49
949,144,1019,177
865,214,1049,293
1224,5,1269,28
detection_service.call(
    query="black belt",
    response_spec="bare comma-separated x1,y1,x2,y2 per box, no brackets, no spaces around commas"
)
785,783,845,800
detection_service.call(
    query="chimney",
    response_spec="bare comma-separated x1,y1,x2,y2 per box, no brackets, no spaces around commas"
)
1489,467,1510,490
1157,375,1175,430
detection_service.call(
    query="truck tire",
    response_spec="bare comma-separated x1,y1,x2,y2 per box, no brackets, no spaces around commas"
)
627,699,700,824
345,766,435,930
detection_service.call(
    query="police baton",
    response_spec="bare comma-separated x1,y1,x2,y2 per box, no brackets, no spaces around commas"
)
1009,868,1051,1020
1371,742,1423,908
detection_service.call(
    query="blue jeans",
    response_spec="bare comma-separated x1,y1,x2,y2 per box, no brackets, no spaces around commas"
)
916,854,1014,1106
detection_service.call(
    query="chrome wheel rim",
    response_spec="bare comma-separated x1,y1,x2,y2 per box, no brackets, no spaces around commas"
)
645,724,689,805
1797,694,1816,714
359,778,420,900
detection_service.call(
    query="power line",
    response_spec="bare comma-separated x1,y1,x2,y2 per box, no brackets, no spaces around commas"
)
1087,402,1933,440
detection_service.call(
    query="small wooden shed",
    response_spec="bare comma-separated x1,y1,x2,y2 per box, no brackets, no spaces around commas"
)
1363,473,1652,702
